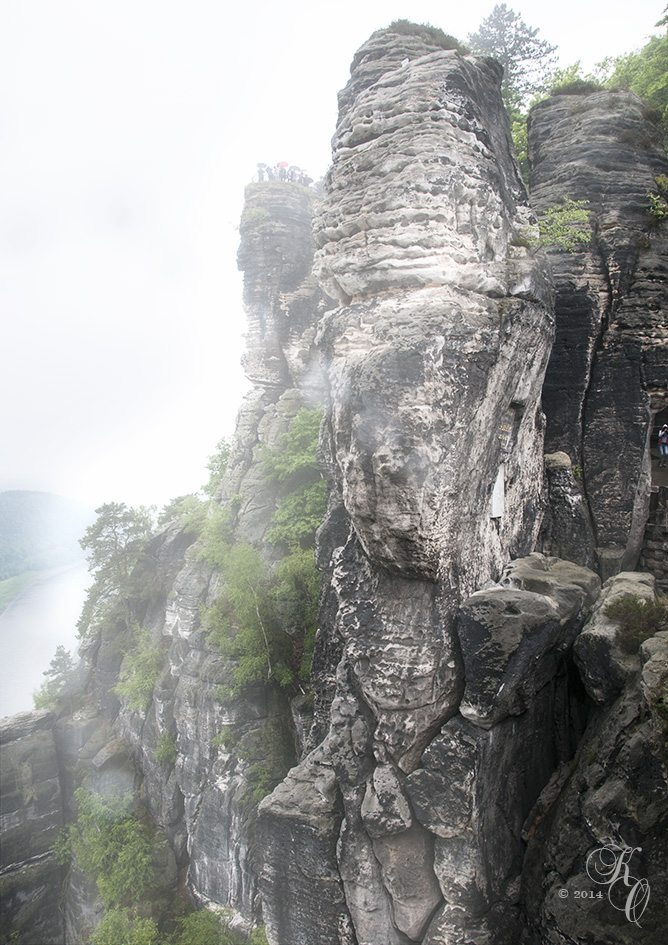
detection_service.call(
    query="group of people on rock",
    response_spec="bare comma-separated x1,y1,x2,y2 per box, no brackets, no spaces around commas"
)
256,162,313,187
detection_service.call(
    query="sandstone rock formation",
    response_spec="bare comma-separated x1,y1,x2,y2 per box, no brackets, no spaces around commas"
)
523,579,668,945
2,24,668,945
528,89,668,579
259,28,561,945
0,711,65,945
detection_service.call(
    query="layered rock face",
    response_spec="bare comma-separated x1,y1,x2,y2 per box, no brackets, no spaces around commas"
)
259,30,565,945
4,27,668,945
0,182,331,944
107,182,330,925
0,712,65,945
528,90,668,578
523,575,668,945
314,31,554,597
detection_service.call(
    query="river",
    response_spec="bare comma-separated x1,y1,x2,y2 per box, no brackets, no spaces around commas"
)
0,562,91,718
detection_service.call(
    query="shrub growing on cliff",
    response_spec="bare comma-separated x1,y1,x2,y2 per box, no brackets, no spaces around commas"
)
205,542,312,693
91,908,159,945
202,437,232,497
58,789,155,909
158,494,207,535
604,594,668,653
605,7,668,143
203,408,324,695
155,731,177,765
537,198,591,253
262,406,326,550
114,624,164,711
386,19,467,53
32,644,75,710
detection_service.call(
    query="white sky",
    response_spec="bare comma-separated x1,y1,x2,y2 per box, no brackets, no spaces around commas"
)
1,0,664,512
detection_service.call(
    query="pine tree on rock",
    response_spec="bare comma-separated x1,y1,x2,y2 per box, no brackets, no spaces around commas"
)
468,3,557,112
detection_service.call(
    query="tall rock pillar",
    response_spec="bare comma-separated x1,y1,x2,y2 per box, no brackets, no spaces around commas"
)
528,89,668,578
259,26,555,945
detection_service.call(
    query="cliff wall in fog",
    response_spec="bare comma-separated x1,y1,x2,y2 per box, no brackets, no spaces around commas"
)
2,23,667,945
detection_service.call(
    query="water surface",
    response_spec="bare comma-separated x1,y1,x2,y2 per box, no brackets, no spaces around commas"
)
0,563,90,718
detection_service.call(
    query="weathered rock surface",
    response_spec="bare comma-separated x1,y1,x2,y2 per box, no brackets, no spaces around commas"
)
458,553,599,728
403,557,597,944
0,711,65,945
6,26,668,945
538,451,596,568
260,27,558,945
529,89,668,578
522,629,668,944
573,570,656,704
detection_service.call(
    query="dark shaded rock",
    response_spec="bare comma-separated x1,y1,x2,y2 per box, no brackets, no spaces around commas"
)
457,553,599,727
539,451,596,568
522,632,668,944
573,570,657,704
408,670,588,945
0,711,65,945
258,751,353,945
528,89,668,577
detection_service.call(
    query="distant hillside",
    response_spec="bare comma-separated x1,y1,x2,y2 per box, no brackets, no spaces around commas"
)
0,491,95,581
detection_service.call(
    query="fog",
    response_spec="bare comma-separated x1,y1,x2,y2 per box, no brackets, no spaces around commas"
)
1,0,662,512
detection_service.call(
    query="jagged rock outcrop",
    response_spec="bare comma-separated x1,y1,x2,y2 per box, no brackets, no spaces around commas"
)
522,578,668,945
100,181,332,928
0,712,65,945
528,89,668,579
259,28,562,945
4,25,668,945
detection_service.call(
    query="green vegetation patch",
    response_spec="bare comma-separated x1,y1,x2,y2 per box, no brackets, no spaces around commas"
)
55,789,155,909
604,594,668,654
33,645,75,711
551,78,604,96
154,732,177,766
77,502,155,639
202,407,324,696
114,625,164,712
537,198,591,253
387,19,467,54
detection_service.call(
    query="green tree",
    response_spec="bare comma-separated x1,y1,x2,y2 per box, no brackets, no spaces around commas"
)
204,408,324,696
202,437,232,497
606,8,668,141
605,595,668,653
262,406,326,551
172,909,241,945
205,542,285,690
468,4,557,112
33,645,75,711
59,789,155,909
158,494,207,535
77,502,155,636
91,908,159,945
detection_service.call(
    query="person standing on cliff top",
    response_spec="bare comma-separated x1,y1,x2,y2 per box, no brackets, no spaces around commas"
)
659,424,668,467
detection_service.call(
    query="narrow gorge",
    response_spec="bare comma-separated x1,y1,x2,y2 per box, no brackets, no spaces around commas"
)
2,23,667,945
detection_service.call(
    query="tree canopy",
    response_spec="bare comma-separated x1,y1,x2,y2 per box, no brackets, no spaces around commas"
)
468,4,557,112
77,502,155,635
606,6,668,137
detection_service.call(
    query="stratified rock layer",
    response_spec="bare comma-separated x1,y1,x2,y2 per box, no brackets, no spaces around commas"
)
523,605,668,944
260,28,557,945
0,712,65,945
529,89,668,578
